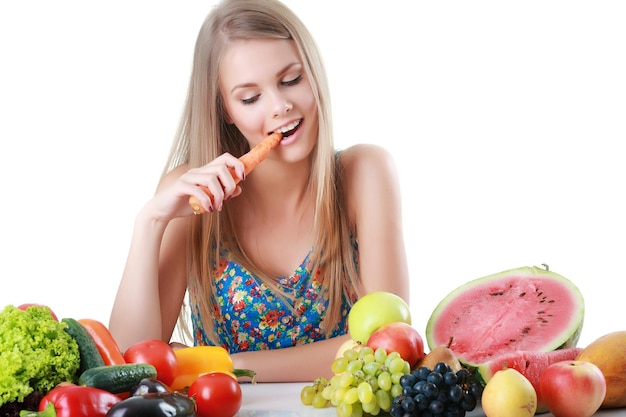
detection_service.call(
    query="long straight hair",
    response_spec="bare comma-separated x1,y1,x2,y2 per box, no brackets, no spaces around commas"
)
163,0,363,345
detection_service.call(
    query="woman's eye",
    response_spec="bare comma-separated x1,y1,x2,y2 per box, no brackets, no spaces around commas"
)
238,75,301,105
281,75,302,87
241,95,260,105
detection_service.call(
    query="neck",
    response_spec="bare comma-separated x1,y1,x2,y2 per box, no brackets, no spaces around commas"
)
238,159,312,217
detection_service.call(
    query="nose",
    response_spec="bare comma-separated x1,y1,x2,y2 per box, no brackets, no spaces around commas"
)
273,100,293,118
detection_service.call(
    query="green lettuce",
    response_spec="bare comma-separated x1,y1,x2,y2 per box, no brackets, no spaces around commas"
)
0,305,80,406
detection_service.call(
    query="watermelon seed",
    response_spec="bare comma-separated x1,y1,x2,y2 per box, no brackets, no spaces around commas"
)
519,292,526,297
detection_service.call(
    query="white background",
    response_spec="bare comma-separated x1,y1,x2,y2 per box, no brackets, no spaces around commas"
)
1,1,624,349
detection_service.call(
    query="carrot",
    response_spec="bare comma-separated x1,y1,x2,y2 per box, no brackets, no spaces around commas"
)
78,318,126,366
189,131,283,214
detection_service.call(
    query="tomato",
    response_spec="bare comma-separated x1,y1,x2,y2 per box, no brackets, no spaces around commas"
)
187,372,242,417
17,303,58,321
123,339,179,386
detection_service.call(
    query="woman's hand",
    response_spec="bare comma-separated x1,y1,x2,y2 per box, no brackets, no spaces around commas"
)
145,153,246,222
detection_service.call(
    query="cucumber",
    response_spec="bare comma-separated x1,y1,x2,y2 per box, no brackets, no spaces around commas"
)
79,363,158,394
62,317,105,373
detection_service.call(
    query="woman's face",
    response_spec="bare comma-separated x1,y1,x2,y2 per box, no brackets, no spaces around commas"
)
219,39,318,160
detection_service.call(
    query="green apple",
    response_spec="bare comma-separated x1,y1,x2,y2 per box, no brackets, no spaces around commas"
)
348,291,411,344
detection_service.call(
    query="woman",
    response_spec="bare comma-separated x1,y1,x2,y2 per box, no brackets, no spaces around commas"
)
109,0,409,382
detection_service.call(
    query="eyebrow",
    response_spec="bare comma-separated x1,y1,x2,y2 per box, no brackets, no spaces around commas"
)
229,62,301,94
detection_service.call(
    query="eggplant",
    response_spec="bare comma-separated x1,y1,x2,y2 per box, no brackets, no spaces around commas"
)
106,392,196,417
130,377,172,396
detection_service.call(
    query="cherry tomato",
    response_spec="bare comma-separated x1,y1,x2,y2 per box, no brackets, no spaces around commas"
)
187,372,242,417
123,339,179,386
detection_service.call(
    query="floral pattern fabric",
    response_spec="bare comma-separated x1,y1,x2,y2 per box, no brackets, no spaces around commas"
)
189,247,357,353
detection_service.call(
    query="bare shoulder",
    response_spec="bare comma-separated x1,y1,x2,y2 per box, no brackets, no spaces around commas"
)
337,143,398,185
337,144,402,224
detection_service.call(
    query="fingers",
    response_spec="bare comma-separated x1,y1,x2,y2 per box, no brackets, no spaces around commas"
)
186,155,245,213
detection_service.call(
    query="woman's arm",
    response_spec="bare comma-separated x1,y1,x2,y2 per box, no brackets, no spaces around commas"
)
109,166,190,351
232,334,352,382
341,144,411,301
109,153,249,351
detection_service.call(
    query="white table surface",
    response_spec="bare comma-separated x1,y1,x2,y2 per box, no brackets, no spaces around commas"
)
238,382,626,417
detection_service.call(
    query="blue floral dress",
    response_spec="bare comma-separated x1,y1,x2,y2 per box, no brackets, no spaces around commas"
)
189,245,358,353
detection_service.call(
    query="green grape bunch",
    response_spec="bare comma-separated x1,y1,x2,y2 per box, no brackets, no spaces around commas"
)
300,345,412,417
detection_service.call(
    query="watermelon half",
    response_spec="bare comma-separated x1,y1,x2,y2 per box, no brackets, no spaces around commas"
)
425,265,584,367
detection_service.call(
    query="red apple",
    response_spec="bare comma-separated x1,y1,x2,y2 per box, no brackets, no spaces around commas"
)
539,360,606,417
365,322,425,368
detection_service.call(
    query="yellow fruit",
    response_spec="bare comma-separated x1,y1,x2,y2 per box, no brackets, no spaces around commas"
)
334,338,362,359
482,368,537,417
576,330,626,408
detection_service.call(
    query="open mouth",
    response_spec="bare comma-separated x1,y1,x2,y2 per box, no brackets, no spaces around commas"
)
274,119,302,138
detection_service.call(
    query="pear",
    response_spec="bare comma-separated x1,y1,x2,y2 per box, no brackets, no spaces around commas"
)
417,336,462,372
482,367,537,417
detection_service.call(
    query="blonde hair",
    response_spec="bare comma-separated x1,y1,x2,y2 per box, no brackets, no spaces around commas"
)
164,0,363,346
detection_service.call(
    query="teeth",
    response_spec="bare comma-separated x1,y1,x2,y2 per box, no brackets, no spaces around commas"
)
278,119,301,133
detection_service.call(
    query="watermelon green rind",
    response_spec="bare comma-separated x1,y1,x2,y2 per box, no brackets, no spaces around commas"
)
425,265,584,367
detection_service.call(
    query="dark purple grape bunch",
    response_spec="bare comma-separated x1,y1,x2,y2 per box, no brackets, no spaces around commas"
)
390,361,483,417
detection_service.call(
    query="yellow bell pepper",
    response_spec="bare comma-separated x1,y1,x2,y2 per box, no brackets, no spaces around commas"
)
170,346,255,391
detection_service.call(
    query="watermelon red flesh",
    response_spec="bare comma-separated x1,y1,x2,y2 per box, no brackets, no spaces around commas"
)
425,266,584,366
476,347,583,413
